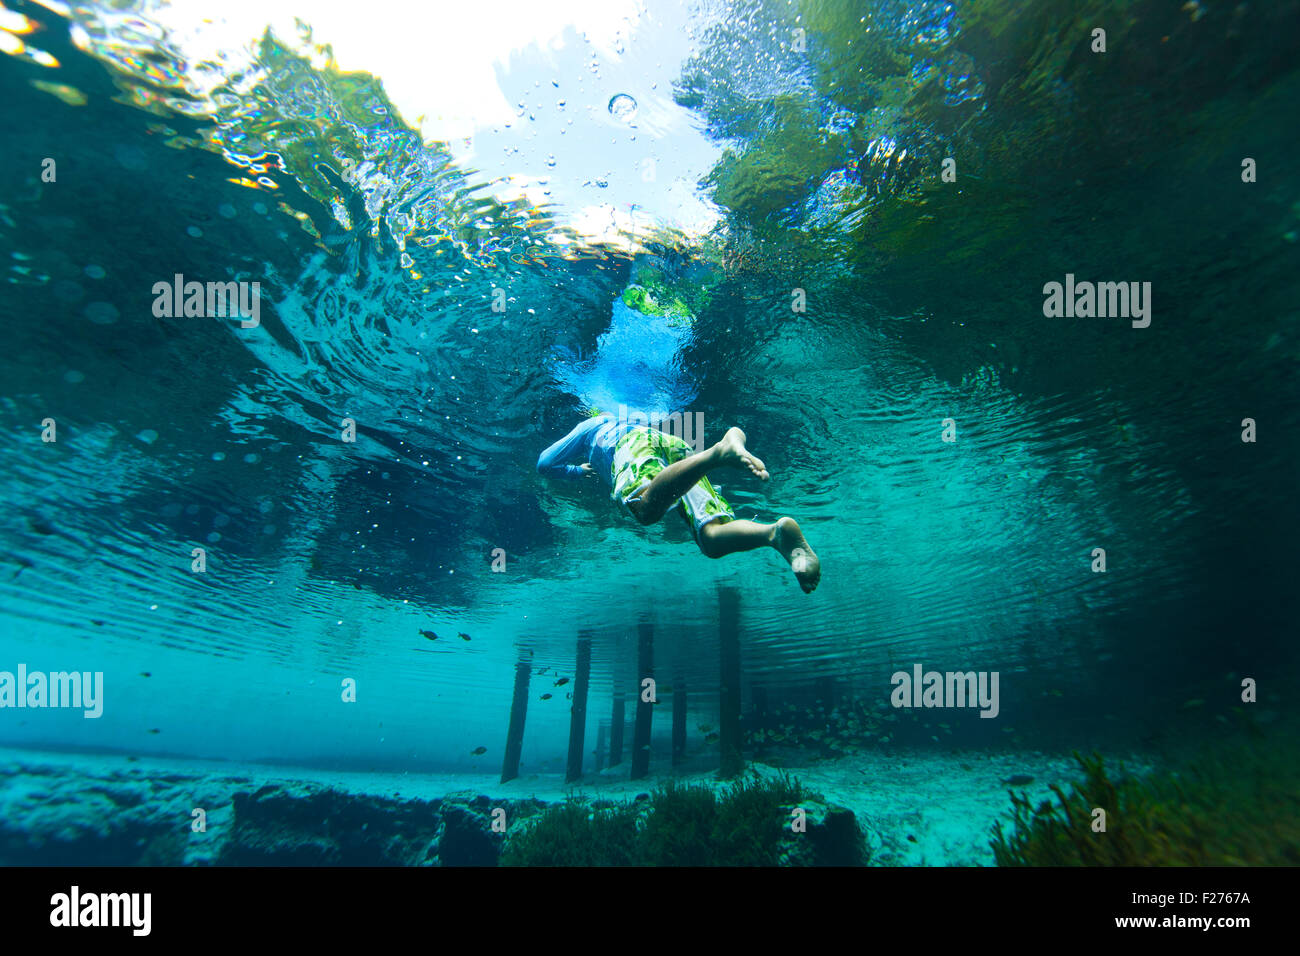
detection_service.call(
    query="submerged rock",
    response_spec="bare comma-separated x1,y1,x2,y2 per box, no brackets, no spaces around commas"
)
778,800,868,867
0,753,543,867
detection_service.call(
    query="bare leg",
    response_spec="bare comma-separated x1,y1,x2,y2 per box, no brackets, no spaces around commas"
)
626,426,767,525
698,516,821,594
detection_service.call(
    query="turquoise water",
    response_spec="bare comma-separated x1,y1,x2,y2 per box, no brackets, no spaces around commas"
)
0,0,1297,865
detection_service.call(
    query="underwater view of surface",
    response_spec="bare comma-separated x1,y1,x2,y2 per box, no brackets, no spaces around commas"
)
0,0,1297,875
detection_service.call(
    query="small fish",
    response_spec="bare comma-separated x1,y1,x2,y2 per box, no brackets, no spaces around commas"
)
704,733,719,743
419,629,438,641
565,692,572,700
147,728,161,734
140,672,151,678
540,693,552,700
1180,698,1205,710
554,677,570,686
458,632,472,641
471,746,487,756
1002,774,1034,787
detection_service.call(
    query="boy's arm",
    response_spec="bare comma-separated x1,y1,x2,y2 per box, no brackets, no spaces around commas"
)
537,420,599,478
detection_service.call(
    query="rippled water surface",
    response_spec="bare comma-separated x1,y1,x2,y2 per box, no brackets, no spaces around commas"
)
0,0,1296,774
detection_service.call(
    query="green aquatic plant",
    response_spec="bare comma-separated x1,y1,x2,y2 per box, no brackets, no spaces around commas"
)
710,772,812,866
637,779,720,865
499,800,639,867
991,738,1300,866
500,772,864,867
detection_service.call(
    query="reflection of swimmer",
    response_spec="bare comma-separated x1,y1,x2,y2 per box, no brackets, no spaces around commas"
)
537,413,820,593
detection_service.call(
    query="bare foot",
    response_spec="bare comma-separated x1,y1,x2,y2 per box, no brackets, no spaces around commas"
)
772,516,820,593
715,426,768,480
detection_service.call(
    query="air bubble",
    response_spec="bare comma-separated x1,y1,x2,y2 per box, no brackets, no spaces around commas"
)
608,93,637,120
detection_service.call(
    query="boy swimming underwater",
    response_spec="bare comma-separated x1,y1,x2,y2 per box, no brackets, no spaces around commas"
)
537,413,820,593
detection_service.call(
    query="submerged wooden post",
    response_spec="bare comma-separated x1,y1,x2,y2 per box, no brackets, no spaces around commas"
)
565,635,592,783
672,677,687,767
718,587,743,777
595,721,607,772
609,695,625,766
631,619,654,780
501,659,531,783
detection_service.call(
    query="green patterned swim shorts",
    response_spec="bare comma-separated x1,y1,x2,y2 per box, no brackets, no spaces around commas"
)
611,427,734,541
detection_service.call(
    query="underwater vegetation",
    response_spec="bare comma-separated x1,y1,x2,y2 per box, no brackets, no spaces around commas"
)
499,800,642,867
501,773,865,866
991,727,1300,866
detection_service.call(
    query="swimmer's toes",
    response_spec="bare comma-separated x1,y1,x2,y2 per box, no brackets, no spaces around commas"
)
775,517,820,593
791,549,821,593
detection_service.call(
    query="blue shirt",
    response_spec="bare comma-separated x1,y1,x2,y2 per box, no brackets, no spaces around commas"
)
536,414,635,487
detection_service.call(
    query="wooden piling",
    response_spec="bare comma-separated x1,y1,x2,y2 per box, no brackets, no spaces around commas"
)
501,659,531,784
610,695,625,766
631,619,654,780
565,635,592,783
